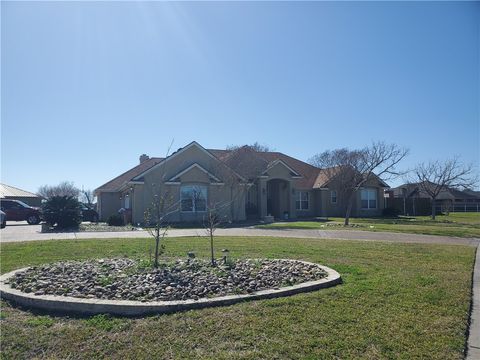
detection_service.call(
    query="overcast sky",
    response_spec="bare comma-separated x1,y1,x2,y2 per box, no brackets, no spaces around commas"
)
2,1,479,193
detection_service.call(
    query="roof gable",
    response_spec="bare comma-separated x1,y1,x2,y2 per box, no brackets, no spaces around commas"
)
132,141,220,181
263,159,302,178
167,163,222,183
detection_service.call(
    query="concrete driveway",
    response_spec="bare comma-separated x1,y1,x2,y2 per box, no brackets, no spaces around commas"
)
1,222,478,246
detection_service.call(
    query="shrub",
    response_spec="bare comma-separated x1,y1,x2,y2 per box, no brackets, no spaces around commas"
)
382,207,401,217
107,214,124,226
41,196,82,229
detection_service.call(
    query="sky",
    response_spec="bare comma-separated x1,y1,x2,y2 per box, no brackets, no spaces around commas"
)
2,1,479,194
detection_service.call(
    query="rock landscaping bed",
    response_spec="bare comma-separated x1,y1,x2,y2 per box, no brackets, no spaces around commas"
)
40,223,136,233
6,258,328,302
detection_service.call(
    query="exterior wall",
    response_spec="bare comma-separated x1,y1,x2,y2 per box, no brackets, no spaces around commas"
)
131,144,247,224
265,162,293,179
245,184,259,218
99,143,390,223
313,190,324,217
322,189,347,217
258,178,268,218
142,145,223,184
266,179,291,219
132,184,145,225
294,189,315,218
317,175,386,218
353,187,385,217
98,192,121,221
264,163,298,219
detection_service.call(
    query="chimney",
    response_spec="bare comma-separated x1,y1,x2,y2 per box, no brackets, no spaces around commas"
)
139,154,149,164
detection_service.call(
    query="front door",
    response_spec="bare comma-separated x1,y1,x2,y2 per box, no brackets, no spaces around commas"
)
266,179,290,219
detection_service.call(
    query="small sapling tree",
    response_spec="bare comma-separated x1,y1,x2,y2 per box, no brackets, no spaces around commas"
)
143,140,176,269
144,187,174,269
203,201,228,267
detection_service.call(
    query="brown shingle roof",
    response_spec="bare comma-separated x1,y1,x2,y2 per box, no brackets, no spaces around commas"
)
393,182,480,200
97,146,325,192
253,151,321,189
95,157,163,192
209,147,322,189
313,167,341,188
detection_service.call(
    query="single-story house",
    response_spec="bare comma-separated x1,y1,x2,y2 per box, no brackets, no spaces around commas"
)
95,141,389,224
391,182,480,215
0,183,43,207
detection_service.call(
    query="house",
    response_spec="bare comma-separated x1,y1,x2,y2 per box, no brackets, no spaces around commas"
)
95,141,389,224
0,183,43,207
391,182,480,215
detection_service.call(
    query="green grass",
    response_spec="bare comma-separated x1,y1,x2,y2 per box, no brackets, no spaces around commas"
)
0,236,475,359
257,212,480,238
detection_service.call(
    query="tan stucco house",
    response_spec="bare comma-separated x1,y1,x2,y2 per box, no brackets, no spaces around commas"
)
95,141,389,224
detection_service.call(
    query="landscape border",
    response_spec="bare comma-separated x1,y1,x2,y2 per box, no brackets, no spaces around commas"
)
0,260,341,316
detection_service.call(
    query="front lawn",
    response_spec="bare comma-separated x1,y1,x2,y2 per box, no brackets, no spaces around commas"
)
0,236,475,359
257,212,480,238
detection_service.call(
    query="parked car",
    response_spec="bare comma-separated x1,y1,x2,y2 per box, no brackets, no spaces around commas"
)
1,210,6,228
80,205,99,222
0,199,42,225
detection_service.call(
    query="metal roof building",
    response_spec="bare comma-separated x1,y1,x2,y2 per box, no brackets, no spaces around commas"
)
0,183,43,207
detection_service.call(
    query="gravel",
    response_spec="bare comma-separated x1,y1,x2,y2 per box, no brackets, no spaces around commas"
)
7,258,328,302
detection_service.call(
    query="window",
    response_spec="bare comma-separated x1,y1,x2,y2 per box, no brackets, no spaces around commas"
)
331,190,337,204
361,188,377,209
181,185,207,212
296,191,309,210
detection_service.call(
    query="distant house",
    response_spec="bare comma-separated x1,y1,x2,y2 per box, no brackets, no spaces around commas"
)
0,183,43,207
392,182,480,215
95,141,389,224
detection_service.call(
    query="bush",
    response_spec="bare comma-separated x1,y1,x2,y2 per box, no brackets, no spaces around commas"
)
41,196,82,229
382,207,401,217
107,214,124,226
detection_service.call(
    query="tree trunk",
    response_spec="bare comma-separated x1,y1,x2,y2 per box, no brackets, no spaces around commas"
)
210,231,215,266
431,198,436,220
154,226,160,268
344,192,355,226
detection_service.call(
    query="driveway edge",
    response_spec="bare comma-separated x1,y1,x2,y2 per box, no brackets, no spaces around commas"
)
467,245,480,359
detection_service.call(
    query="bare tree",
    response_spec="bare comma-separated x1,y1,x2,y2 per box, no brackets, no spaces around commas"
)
309,142,408,225
37,181,80,199
199,147,261,266
227,142,273,152
203,202,227,267
143,140,177,269
410,157,477,219
144,186,174,268
80,188,95,207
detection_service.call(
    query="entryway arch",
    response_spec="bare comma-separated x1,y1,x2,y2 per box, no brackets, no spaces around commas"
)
266,179,290,219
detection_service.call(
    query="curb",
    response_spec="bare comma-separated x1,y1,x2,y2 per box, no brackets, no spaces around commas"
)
467,245,480,359
0,261,341,316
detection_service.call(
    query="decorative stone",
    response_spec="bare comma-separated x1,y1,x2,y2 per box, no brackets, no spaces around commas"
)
1,258,340,311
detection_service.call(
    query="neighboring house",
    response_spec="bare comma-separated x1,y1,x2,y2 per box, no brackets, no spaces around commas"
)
0,183,43,207
95,141,389,224
392,182,480,215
